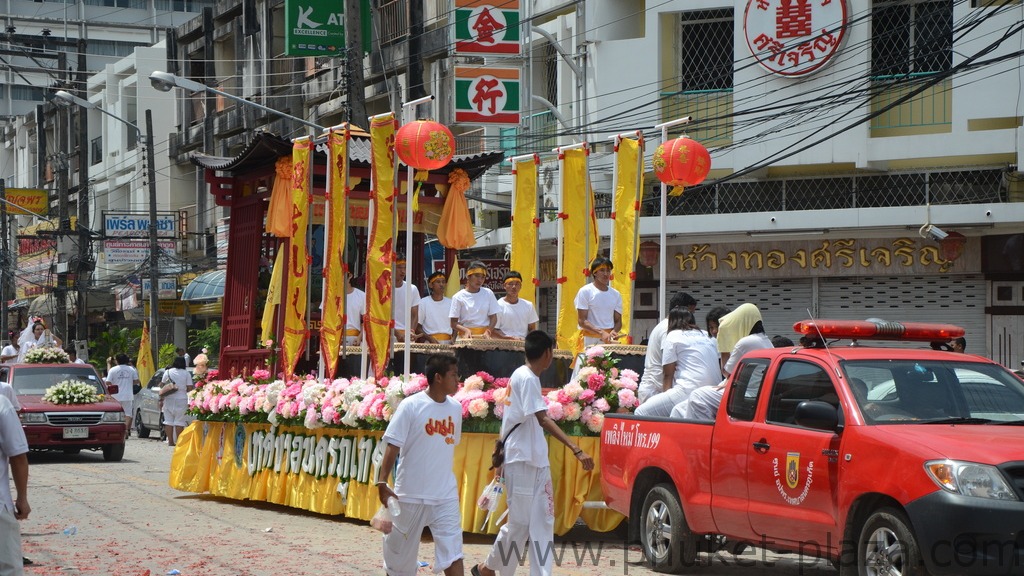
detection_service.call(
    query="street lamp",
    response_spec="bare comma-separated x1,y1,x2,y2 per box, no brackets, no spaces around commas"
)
148,71,325,131
53,89,161,359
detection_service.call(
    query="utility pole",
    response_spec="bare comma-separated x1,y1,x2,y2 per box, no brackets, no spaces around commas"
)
145,110,159,360
345,0,367,123
0,179,8,341
408,0,425,101
55,51,69,339
76,39,89,344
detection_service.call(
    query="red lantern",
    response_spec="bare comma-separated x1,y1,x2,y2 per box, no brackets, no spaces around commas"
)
653,137,711,189
395,120,455,171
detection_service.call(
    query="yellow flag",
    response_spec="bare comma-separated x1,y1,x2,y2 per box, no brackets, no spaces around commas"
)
366,114,397,379
445,259,461,298
610,137,644,343
136,320,154,388
556,148,596,355
320,127,349,379
511,158,538,305
260,249,285,345
281,137,312,379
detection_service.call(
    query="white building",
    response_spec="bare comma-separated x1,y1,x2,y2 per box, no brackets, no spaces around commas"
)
469,0,1024,368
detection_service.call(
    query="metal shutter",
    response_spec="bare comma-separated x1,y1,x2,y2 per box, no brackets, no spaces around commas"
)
818,275,987,352
667,278,815,339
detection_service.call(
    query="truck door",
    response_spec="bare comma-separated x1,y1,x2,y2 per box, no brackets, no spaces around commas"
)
746,359,842,552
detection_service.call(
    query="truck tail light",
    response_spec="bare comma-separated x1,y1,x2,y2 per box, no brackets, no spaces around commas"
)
793,320,965,342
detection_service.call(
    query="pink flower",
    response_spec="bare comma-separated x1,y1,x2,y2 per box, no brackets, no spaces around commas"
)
618,388,638,409
493,377,510,388
562,402,582,421
546,402,564,421
585,345,605,360
462,375,485,391
579,389,596,404
468,398,490,418
403,375,428,396
492,387,509,407
476,371,495,385
563,381,585,400
610,367,619,378
621,369,640,382
556,390,570,404
586,411,605,433
587,372,606,391
593,398,611,413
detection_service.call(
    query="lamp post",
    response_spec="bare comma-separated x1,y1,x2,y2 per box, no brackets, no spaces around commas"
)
148,71,325,131
54,90,160,359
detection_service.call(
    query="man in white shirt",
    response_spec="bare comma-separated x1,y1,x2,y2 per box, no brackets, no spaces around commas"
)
493,271,539,340
473,331,594,576
67,348,87,365
574,256,623,347
637,292,697,404
449,260,499,340
376,354,463,576
343,270,367,347
104,354,140,438
0,394,29,575
392,255,421,343
0,336,18,365
416,272,454,344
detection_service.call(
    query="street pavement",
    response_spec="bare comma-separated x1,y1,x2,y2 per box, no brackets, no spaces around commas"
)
15,435,836,576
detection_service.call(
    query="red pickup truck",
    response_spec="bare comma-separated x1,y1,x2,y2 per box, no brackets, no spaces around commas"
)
600,320,1024,575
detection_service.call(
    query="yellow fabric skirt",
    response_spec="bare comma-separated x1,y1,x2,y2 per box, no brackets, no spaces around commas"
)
168,421,623,535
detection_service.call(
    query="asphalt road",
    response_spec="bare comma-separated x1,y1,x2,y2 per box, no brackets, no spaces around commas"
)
15,434,837,576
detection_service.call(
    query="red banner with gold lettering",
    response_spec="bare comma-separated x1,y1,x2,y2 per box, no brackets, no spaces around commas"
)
366,115,397,379
281,138,312,379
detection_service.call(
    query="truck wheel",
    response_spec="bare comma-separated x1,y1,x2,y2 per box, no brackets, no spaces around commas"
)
640,483,698,573
135,410,151,439
858,508,927,576
102,442,125,462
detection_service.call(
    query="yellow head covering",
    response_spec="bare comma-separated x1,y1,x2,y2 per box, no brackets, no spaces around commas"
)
716,303,763,354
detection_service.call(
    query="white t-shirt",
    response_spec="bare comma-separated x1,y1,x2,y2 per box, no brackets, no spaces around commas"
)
502,365,549,469
573,283,623,330
1,345,18,364
382,391,462,504
418,296,453,335
662,329,721,396
0,394,28,514
449,287,500,328
0,382,19,411
345,288,367,332
638,319,669,403
392,282,421,331
161,367,192,407
105,364,139,402
496,298,539,339
724,333,774,375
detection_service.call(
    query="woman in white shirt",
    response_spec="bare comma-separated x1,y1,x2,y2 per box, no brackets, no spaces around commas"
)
16,321,62,363
634,308,721,418
161,356,193,446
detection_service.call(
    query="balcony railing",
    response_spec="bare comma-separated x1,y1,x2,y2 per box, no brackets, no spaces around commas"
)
499,111,558,158
378,0,410,46
660,89,733,144
869,73,952,136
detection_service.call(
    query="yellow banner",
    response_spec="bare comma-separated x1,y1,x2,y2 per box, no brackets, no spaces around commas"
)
136,320,154,388
168,422,622,535
610,137,644,343
260,249,285,344
556,148,597,354
510,158,538,305
282,138,312,379
321,127,350,379
366,114,397,379
4,188,48,216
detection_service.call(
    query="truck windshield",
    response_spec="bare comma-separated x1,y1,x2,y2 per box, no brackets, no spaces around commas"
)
840,360,1024,424
10,366,104,396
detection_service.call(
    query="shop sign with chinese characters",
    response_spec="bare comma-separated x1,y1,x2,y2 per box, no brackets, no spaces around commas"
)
454,0,520,55
454,66,521,125
743,0,847,77
668,237,980,280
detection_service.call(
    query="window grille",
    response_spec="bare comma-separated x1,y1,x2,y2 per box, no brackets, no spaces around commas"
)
871,0,952,77
680,9,733,92
377,0,410,46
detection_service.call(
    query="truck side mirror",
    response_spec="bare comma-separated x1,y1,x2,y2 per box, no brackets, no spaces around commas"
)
794,400,839,432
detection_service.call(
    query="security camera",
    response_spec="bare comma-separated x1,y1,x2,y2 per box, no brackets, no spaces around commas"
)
920,224,948,241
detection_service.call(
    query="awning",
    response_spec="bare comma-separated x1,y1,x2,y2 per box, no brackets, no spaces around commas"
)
28,293,77,317
181,270,226,301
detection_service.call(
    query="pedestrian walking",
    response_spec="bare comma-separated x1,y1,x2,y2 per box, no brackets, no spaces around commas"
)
0,394,29,576
472,330,595,576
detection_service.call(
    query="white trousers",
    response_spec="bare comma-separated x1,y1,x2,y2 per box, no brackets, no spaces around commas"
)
0,507,23,576
484,462,555,576
679,386,724,420
634,385,692,418
383,499,463,576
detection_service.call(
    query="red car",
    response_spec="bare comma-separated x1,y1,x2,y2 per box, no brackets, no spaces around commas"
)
2,363,127,461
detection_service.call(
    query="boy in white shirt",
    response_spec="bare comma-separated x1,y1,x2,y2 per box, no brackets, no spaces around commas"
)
493,271,539,340
574,257,623,347
472,331,594,576
449,260,499,340
417,272,454,344
0,394,29,575
343,270,367,346
392,255,421,343
377,354,464,576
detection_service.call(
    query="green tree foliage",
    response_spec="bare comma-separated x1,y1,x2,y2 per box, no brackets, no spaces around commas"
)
188,322,221,363
90,327,142,373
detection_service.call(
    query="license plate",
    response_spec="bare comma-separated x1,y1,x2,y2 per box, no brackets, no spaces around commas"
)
62,427,88,439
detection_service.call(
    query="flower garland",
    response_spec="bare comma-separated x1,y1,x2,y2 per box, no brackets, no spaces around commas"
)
24,346,71,364
186,346,641,436
43,379,102,405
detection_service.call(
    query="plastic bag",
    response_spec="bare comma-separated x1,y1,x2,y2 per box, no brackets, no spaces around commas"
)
370,505,393,534
477,477,504,512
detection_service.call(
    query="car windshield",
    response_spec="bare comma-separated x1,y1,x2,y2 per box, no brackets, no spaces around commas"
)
10,366,104,396
841,359,1024,424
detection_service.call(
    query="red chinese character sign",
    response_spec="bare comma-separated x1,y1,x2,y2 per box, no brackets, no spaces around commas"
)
455,0,520,55
454,66,521,126
743,0,847,77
